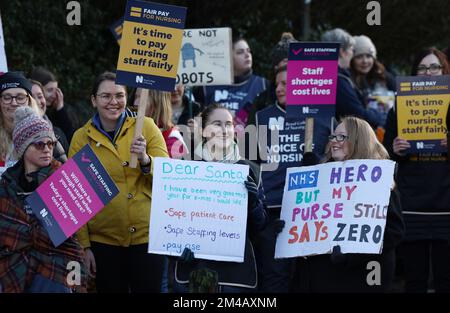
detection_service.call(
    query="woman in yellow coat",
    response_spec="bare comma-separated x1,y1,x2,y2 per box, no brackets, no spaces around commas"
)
68,72,169,293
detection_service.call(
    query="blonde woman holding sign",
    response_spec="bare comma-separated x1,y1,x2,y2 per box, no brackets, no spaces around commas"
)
69,72,169,293
294,116,404,292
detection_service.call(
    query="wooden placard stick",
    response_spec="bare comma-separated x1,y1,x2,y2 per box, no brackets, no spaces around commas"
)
130,88,149,168
304,117,314,153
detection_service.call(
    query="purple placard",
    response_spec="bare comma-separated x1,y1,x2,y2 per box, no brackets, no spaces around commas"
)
26,145,119,247
286,42,339,120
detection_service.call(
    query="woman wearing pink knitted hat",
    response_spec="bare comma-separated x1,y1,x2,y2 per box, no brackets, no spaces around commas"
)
0,106,86,292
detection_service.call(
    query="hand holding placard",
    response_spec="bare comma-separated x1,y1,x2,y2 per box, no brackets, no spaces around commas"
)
396,75,450,153
130,88,148,168
26,145,119,247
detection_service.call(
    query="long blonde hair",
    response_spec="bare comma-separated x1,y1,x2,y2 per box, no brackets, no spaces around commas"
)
325,116,389,161
0,95,40,161
146,89,173,131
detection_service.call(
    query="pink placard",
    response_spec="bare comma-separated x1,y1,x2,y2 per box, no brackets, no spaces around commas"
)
286,60,338,105
38,158,104,237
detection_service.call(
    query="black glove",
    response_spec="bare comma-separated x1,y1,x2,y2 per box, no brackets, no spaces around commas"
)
302,152,319,166
272,218,286,234
263,218,286,237
330,245,347,265
244,175,259,209
179,247,195,263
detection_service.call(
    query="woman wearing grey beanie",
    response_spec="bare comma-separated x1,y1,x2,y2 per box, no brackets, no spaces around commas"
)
350,35,396,130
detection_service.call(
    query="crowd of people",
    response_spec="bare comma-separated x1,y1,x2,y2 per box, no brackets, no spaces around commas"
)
0,26,450,293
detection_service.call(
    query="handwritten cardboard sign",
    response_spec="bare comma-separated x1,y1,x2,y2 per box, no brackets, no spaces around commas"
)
148,158,249,262
176,27,233,86
275,159,395,258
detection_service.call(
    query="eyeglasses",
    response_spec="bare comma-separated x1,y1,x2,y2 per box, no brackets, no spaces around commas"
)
328,134,349,142
31,140,57,150
96,93,126,103
417,63,442,75
1,94,29,105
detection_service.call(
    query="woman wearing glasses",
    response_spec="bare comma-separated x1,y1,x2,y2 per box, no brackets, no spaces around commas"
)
68,72,169,293
0,106,86,292
0,72,40,167
0,72,71,169
294,116,404,292
384,47,450,292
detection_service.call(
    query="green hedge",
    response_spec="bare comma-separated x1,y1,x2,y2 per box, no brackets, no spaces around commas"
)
3,0,449,128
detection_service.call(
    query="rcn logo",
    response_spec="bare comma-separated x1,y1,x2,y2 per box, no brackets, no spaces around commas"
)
416,142,424,149
40,208,48,218
136,75,144,83
302,107,310,114
268,117,284,130
214,90,229,102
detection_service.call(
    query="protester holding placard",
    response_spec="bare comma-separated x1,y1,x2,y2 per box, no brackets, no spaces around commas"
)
68,72,169,293
134,87,188,159
0,106,86,293
321,29,385,129
350,35,396,129
294,116,404,292
194,37,269,128
384,48,450,292
171,104,268,293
